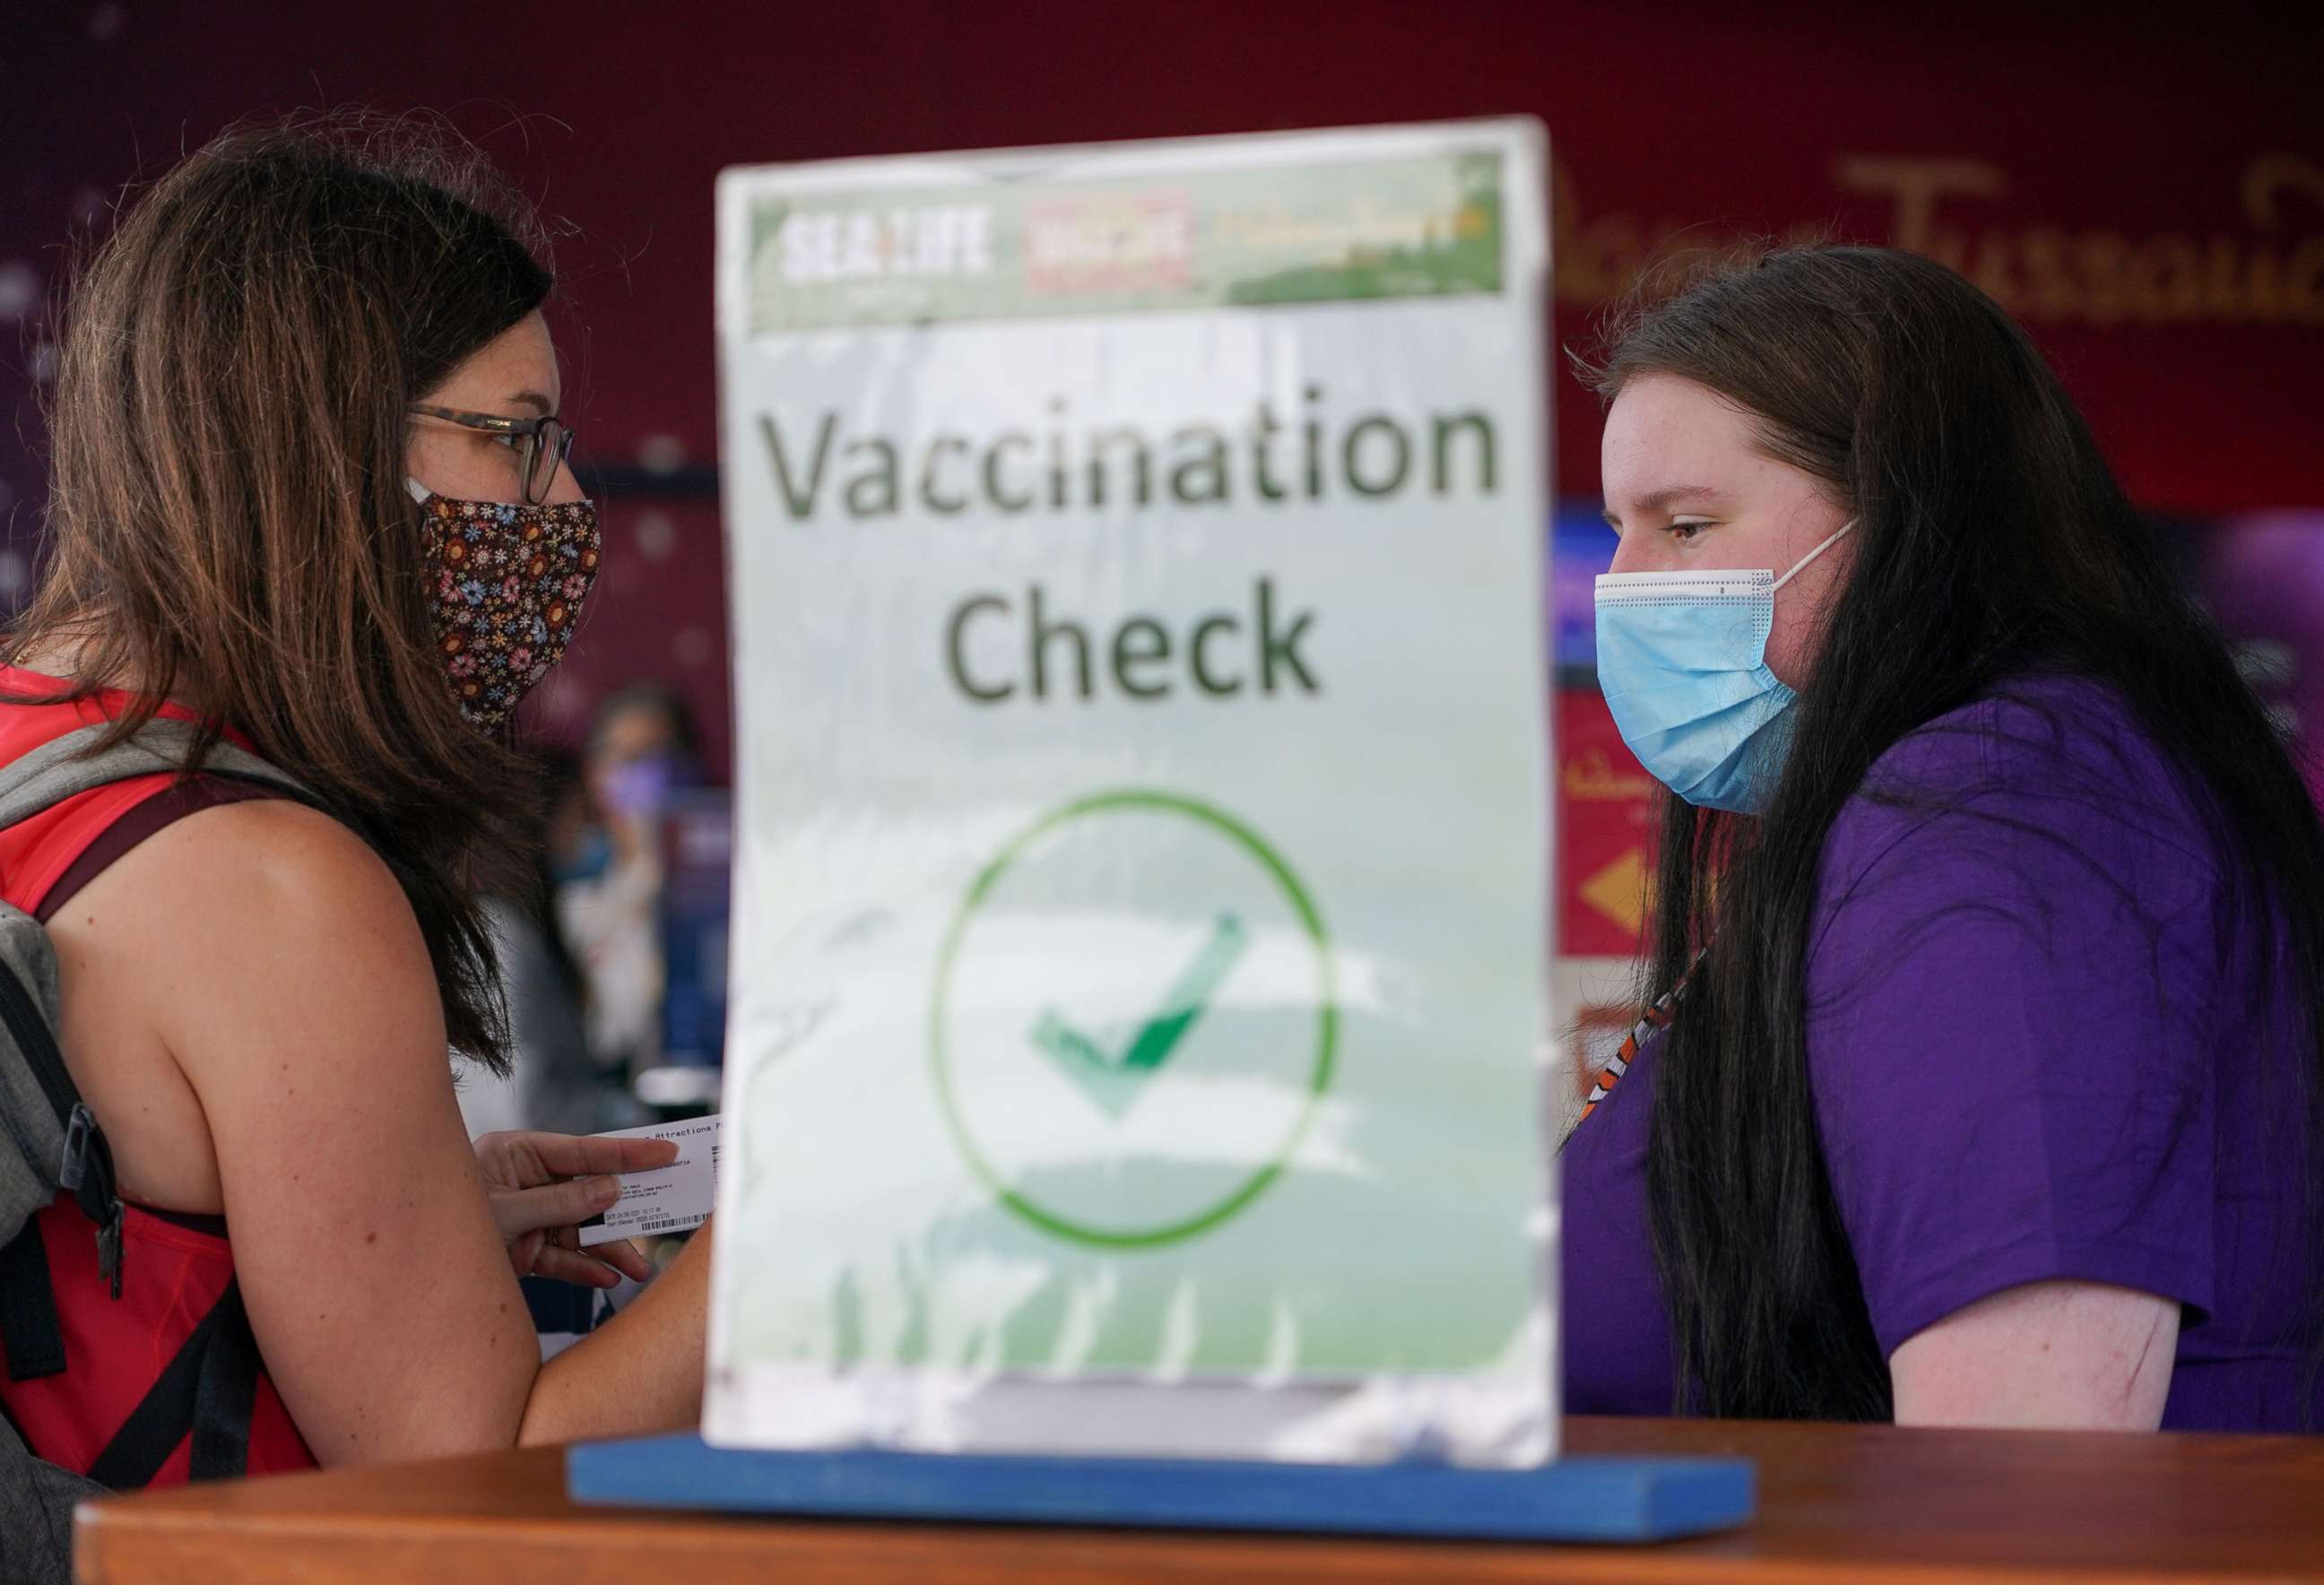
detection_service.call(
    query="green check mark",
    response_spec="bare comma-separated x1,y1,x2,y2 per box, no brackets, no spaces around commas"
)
1029,914,1249,1121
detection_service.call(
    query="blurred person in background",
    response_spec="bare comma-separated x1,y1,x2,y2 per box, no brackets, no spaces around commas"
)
456,749,640,1139
562,683,704,1080
0,112,714,1485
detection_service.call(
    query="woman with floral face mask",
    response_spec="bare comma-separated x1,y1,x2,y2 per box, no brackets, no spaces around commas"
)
1562,245,2324,1432
0,116,712,1484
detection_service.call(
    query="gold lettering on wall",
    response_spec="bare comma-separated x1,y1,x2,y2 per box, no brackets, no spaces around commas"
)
1563,748,1656,802
1553,152,2324,329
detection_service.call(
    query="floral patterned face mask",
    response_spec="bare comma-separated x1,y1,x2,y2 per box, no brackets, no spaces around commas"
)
406,479,603,730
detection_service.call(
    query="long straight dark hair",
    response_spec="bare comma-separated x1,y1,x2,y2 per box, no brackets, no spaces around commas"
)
1575,245,2324,1418
14,113,557,1071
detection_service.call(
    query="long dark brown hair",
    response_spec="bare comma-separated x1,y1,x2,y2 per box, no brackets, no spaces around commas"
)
1574,244,2324,1419
14,112,561,1072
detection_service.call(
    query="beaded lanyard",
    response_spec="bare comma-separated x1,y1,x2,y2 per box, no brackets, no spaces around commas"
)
1576,955,1702,1126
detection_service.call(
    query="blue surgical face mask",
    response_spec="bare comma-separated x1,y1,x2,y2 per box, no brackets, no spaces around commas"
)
1592,520,1855,815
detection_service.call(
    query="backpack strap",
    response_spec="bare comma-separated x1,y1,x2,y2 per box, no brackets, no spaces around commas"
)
0,1219,63,1381
0,951,120,1296
0,717,317,1295
84,1278,256,1487
0,719,313,836
35,779,283,924
0,719,311,1484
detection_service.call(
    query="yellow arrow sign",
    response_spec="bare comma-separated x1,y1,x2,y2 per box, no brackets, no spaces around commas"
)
1578,846,1647,935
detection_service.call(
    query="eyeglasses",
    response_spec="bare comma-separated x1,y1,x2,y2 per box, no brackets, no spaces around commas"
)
408,403,578,506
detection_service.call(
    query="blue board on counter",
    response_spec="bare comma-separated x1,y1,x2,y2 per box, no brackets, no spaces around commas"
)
567,1435,1755,1545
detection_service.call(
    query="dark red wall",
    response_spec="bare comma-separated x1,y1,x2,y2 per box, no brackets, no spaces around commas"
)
5,1,2320,769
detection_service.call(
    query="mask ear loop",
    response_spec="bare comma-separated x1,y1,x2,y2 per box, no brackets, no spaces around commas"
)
1771,517,1858,593
405,478,433,507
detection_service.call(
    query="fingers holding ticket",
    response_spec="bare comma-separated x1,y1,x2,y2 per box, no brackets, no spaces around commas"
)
578,1115,722,1247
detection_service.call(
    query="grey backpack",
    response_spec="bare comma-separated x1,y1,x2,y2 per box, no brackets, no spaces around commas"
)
0,721,310,1585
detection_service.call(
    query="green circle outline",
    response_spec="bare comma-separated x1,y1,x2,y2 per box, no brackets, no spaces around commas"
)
927,788,1337,1250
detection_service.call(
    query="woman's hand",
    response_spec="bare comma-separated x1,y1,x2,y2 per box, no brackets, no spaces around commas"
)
472,1130,677,1288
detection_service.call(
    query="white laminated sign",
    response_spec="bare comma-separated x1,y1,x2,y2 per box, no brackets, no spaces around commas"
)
707,120,1554,1465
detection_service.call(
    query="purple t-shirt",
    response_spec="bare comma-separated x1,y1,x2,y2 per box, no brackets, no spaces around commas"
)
1562,676,2322,1431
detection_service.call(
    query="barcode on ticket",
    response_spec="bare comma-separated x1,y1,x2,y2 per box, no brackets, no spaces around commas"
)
576,1113,723,1248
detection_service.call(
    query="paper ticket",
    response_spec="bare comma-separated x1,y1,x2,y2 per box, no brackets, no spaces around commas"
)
577,1114,721,1246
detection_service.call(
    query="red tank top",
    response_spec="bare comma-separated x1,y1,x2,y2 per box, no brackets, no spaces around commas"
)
0,665,317,1482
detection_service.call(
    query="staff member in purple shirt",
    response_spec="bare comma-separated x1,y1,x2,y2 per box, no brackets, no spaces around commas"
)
1562,244,2323,1432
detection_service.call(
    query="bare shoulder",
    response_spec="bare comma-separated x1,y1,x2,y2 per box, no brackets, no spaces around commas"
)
47,793,452,1215
64,793,445,1071
100,796,415,936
